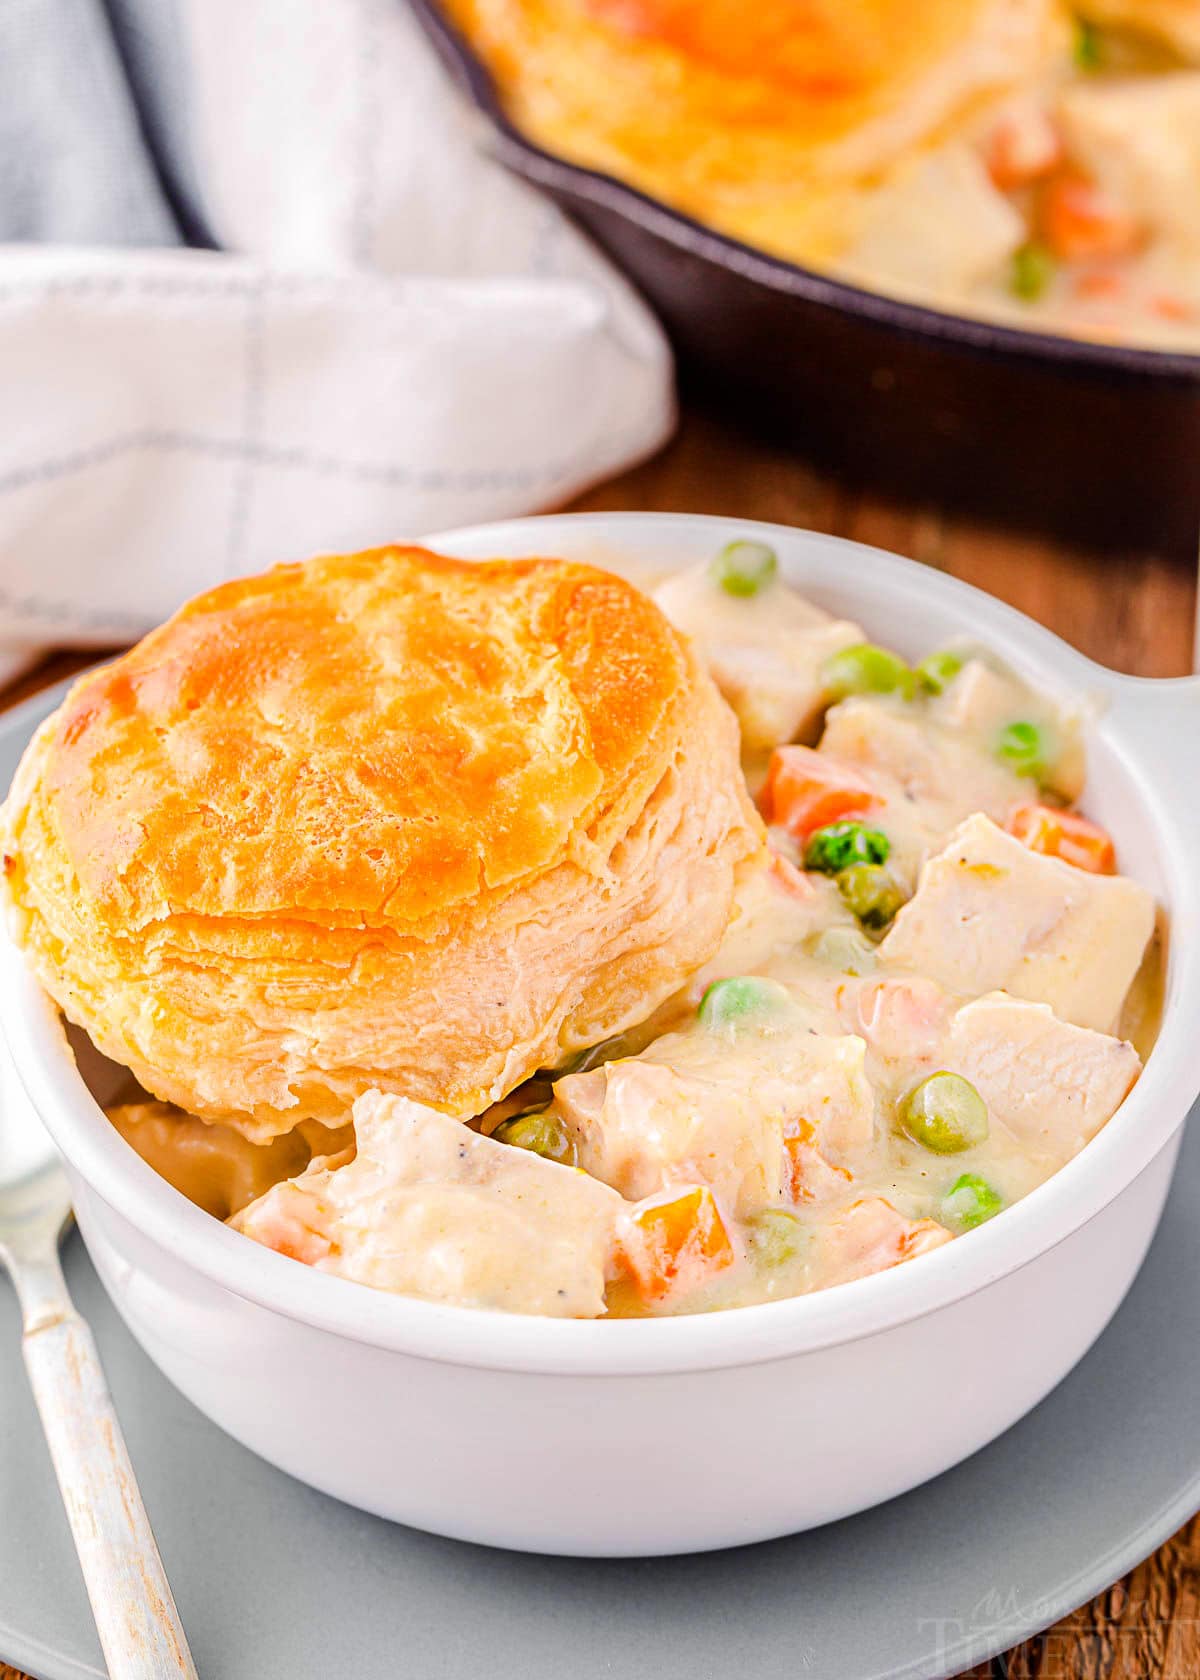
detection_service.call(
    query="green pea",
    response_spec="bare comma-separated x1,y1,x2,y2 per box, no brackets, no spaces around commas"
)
1072,16,1103,69
942,1172,1004,1230
1010,243,1056,303
747,1209,806,1268
899,1073,989,1155
915,649,965,695
805,926,878,976
492,1109,578,1167
835,863,908,931
697,975,789,1031
821,643,914,701
995,719,1050,780
804,821,890,874
709,539,778,598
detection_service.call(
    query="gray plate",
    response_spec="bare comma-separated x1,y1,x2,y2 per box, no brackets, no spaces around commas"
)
2,684,1199,1680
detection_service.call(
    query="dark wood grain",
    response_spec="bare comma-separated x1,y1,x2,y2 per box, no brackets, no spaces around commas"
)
2,406,1196,1680
569,409,1197,679
0,649,119,712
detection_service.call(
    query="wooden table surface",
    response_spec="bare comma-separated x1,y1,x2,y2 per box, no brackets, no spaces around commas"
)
2,406,1197,1680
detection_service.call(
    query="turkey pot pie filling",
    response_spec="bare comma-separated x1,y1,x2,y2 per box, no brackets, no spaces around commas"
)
444,0,1200,349
28,543,1162,1318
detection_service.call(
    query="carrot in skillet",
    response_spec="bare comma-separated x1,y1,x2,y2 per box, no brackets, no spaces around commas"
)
985,108,1062,190
1039,173,1141,262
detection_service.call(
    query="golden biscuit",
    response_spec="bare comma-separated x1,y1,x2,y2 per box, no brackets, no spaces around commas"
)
444,0,1065,264
3,547,761,1138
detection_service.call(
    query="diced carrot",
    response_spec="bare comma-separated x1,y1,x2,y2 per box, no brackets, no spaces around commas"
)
617,1186,735,1302
822,1197,952,1284
766,848,815,900
897,1218,952,1263
274,1226,334,1264
1005,803,1116,873
764,745,881,840
239,1185,335,1264
1039,174,1142,262
852,977,951,1057
784,1124,852,1205
1073,270,1126,300
985,108,1062,190
1151,295,1196,324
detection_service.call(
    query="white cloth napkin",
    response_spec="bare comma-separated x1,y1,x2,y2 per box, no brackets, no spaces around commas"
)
0,0,675,687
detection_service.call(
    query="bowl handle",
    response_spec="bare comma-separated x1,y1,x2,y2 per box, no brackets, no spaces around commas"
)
1103,674,1200,811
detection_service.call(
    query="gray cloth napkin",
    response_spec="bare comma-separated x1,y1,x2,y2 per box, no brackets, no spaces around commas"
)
0,0,186,246
0,0,674,684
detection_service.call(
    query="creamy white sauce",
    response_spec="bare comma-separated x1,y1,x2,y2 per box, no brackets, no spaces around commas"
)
95,559,1164,1319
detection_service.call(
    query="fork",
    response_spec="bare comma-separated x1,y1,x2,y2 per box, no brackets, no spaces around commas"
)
0,1057,198,1679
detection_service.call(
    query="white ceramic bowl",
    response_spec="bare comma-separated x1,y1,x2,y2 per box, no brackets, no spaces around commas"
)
4,514,1200,1557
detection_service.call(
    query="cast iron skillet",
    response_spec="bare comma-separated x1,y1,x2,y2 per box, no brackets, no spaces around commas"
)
408,0,1200,555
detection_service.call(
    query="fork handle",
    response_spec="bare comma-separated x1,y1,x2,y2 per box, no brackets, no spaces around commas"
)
23,1306,199,1678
